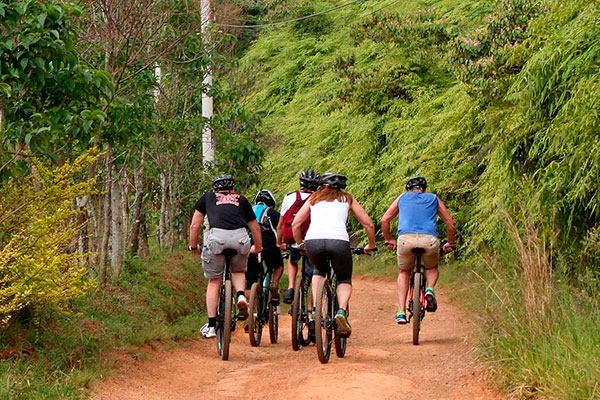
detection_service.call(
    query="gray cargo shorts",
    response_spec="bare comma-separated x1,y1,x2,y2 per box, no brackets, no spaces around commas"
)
202,227,252,279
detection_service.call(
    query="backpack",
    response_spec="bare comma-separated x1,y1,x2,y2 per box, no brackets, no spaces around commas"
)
253,203,274,233
281,191,310,244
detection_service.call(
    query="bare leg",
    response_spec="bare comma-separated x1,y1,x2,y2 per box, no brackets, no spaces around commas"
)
273,266,283,286
336,283,352,310
287,259,298,289
397,270,411,312
311,274,324,306
231,271,246,294
424,267,439,289
206,278,222,318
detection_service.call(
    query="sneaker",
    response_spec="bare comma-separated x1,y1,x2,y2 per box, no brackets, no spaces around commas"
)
200,322,216,338
269,283,280,305
395,311,407,325
237,294,249,320
334,309,352,337
283,288,294,304
425,288,438,312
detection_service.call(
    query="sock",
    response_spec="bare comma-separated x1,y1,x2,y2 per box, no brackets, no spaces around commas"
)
237,290,245,299
426,287,434,293
208,317,216,327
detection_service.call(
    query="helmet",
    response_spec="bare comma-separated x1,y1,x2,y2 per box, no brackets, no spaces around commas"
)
300,169,320,190
255,189,276,208
405,176,427,191
320,172,347,189
212,174,235,191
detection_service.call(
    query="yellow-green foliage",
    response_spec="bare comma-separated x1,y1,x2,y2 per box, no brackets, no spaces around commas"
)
0,152,98,326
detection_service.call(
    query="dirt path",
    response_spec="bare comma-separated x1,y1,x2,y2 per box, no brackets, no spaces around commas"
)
92,277,503,400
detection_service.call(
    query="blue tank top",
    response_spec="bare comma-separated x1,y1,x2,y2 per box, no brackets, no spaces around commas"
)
397,192,439,237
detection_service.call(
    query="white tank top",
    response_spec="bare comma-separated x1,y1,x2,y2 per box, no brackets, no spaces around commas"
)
304,200,350,242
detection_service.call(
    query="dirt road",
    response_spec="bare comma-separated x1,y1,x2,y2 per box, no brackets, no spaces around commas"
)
92,277,503,400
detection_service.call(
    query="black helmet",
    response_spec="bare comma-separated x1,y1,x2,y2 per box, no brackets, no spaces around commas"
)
300,169,320,190
255,189,276,208
405,176,427,191
320,172,347,189
212,174,235,191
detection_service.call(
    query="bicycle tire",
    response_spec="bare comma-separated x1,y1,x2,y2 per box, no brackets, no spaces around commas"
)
412,272,422,346
268,294,278,344
248,282,263,347
222,280,233,360
216,284,226,357
315,278,332,364
291,276,303,350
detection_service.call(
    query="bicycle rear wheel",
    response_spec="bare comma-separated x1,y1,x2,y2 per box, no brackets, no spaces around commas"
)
216,280,233,359
248,282,263,347
268,295,278,344
412,272,422,346
291,276,309,350
315,278,333,364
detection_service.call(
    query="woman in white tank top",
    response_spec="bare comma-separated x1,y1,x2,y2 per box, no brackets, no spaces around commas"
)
291,173,376,336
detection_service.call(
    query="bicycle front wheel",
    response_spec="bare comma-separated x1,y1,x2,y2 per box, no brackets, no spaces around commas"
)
268,293,278,344
334,304,347,358
412,272,422,346
291,276,306,350
222,280,233,359
315,278,333,364
248,282,263,347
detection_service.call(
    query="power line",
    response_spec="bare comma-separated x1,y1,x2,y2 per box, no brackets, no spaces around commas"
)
217,0,364,29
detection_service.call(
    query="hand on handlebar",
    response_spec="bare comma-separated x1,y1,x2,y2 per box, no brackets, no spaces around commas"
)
278,243,287,251
442,242,456,254
250,245,262,254
384,240,396,251
364,243,378,254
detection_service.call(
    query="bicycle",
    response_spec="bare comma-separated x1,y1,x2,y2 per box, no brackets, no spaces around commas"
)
314,247,376,364
247,254,279,346
407,241,450,345
290,245,313,351
215,249,239,360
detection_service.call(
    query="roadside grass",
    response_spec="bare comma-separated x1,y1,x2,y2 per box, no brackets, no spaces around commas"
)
0,251,205,400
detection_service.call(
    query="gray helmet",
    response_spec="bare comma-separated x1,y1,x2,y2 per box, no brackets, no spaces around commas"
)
212,174,235,191
405,176,427,191
320,172,347,189
300,169,320,190
255,189,276,208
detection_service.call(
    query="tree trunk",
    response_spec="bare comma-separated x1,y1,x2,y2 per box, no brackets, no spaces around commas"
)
139,210,150,257
159,168,168,247
99,148,112,286
130,149,145,255
110,165,123,280
121,169,129,261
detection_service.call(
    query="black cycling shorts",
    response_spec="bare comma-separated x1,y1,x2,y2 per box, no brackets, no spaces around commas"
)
286,244,314,278
246,247,284,289
305,239,352,284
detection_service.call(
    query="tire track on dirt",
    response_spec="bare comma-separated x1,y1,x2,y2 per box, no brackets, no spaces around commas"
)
92,277,504,400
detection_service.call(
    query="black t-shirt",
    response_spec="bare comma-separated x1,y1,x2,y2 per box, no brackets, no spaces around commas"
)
194,191,256,230
260,207,280,248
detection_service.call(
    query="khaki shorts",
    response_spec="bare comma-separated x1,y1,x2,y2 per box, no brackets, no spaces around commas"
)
202,228,251,279
397,233,440,271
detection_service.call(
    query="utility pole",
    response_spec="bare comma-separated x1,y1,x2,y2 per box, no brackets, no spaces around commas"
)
201,0,214,168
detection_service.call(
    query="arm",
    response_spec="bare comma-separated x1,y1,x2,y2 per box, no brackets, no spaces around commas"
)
437,197,456,253
380,196,400,250
188,210,205,254
247,219,263,253
349,198,377,252
292,200,311,245
276,215,285,250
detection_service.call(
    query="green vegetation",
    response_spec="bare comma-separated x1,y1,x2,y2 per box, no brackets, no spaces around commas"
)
0,251,205,400
232,0,600,397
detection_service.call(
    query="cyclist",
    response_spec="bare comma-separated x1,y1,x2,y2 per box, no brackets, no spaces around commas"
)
292,172,377,336
245,189,284,304
380,176,456,325
276,169,320,305
188,174,262,338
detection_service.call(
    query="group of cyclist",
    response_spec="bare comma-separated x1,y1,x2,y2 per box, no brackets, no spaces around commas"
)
188,170,456,340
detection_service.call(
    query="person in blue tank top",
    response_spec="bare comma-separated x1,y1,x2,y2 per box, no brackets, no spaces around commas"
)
380,176,456,325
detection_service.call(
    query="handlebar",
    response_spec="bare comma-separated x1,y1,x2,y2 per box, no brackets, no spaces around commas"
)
351,247,378,255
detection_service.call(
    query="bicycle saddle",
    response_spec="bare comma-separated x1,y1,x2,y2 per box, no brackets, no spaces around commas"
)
222,249,238,258
411,247,426,255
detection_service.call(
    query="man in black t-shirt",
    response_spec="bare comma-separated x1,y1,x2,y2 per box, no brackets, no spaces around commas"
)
188,175,262,339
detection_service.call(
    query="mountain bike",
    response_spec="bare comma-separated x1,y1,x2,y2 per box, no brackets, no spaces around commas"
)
314,247,376,364
290,246,314,351
247,254,279,346
215,249,239,360
408,242,450,345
